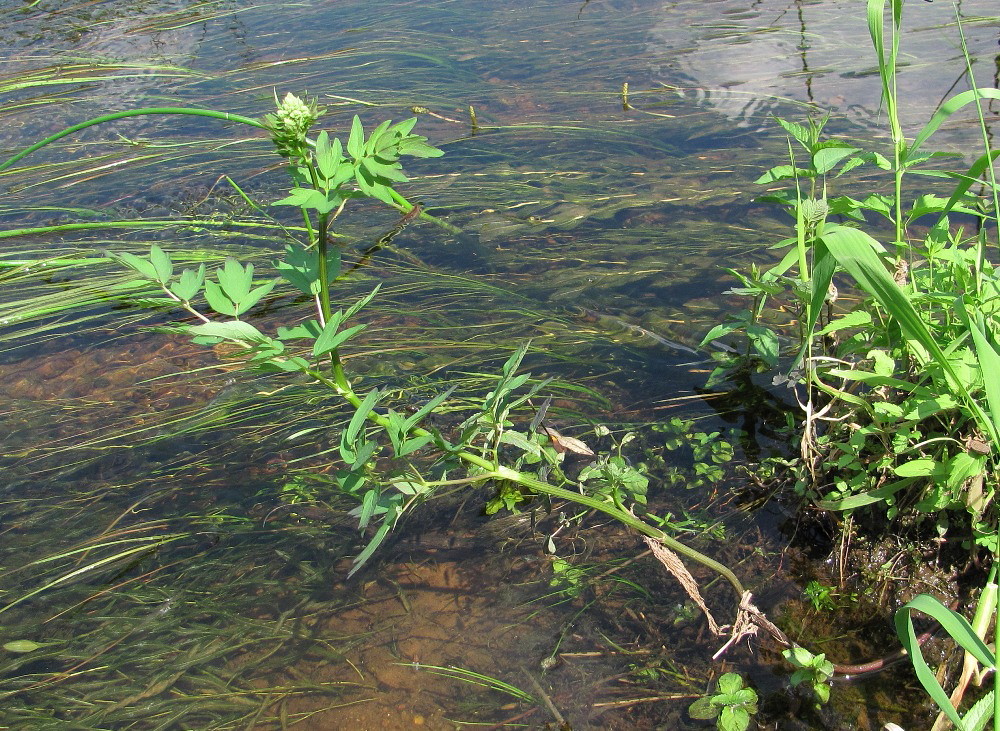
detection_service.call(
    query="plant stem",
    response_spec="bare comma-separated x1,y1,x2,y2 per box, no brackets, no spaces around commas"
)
0,108,266,172
304,366,747,599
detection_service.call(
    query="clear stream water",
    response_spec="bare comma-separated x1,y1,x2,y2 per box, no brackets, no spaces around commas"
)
0,1,997,729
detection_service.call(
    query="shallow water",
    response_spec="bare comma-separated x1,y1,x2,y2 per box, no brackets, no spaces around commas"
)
1,0,997,728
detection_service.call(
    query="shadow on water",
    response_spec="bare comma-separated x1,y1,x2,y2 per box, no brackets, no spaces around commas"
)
1,0,998,728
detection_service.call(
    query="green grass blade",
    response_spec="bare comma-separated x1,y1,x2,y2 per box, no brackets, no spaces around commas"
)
895,594,996,731
907,89,1000,163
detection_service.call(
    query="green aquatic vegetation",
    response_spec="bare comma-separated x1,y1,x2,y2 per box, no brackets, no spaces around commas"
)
0,94,756,599
688,672,759,731
802,580,856,613
783,645,835,706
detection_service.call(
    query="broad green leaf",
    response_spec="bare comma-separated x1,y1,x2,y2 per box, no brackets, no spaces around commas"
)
719,705,750,731
945,451,985,491
353,164,395,204
3,639,46,653
149,244,173,282
112,251,157,280
392,480,429,496
397,137,443,158
347,115,364,159
894,458,944,478
746,324,779,366
754,165,813,184
361,156,409,183
169,264,205,302
813,146,859,175
687,696,719,720
389,117,418,139
203,279,237,317
499,429,541,455
275,244,341,296
315,130,341,181
365,119,394,155
273,187,331,211
237,279,277,316
218,258,253,301
276,320,322,340
774,117,814,149
186,320,268,343
903,395,959,421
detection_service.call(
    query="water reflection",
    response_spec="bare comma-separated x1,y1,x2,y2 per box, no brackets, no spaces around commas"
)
648,0,999,146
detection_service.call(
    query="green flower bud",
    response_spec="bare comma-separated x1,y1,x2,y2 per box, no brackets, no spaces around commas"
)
262,92,323,159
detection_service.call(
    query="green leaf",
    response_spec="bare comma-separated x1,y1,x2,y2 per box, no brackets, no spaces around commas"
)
365,119,394,155
204,279,237,317
218,258,253,301
356,488,379,530
754,164,813,184
341,388,382,463
955,297,1000,449
169,264,205,301
397,137,444,158
499,430,541,456
315,130,342,181
688,696,719,720
353,164,396,204
275,244,341,296
242,279,277,315
907,87,1000,162
815,309,873,337
962,689,995,731
719,705,750,731
3,639,46,653
813,146,859,175
313,321,367,358
348,503,402,578
717,673,745,695
396,435,434,457
149,244,173,283
895,594,996,729
821,225,998,445
186,320,268,343
273,186,339,213
402,386,456,433
344,285,382,319
276,320,322,340
347,115,365,159
111,251,158,280
361,156,409,183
